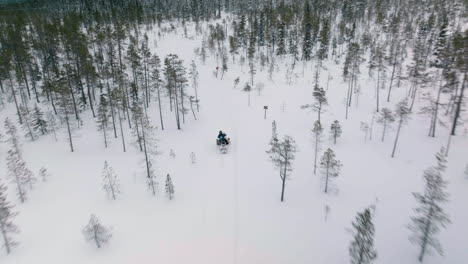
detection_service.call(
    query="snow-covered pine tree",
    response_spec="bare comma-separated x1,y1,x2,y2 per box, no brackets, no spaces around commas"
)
97,94,110,148
32,105,48,135
102,161,120,200
0,178,19,254
149,54,164,130
146,160,158,196
349,208,377,264
377,108,395,142
268,120,279,154
267,135,298,202
165,174,174,200
409,147,450,262
6,148,35,203
301,85,328,123
312,120,323,175
46,111,58,141
82,214,112,249
320,148,342,194
38,167,49,182
330,120,342,144
189,60,200,112
20,106,35,141
4,117,21,155
391,99,411,158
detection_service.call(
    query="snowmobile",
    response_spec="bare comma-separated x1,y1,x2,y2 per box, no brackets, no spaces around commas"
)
216,136,230,154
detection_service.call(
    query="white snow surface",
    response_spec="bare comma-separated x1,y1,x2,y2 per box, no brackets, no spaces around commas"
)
0,23,467,264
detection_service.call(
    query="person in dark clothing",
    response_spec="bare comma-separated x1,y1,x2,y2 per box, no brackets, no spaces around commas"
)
218,131,228,145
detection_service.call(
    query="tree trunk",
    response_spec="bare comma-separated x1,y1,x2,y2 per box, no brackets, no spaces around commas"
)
117,105,126,152
391,119,403,158
0,223,11,254
450,72,466,136
8,73,22,124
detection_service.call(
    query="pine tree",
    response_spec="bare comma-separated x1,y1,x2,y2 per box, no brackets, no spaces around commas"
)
276,21,286,56
330,120,342,144
377,108,395,142
165,174,174,200
349,208,377,264
32,105,48,135
320,148,342,194
82,214,112,249
301,85,328,123
97,94,110,148
312,120,323,175
146,160,158,196
409,148,450,262
0,178,19,254
102,161,120,200
391,100,411,158
4,117,21,155
6,148,35,203
46,111,58,141
267,135,298,202
189,60,200,112
149,54,164,130
20,106,35,141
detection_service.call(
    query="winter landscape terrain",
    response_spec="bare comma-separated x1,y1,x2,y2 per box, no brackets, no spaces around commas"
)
0,1,467,264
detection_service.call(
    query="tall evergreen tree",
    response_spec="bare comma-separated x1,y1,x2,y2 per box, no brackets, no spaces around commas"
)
349,208,377,264
409,148,450,262
320,148,342,193
0,178,19,254
32,105,47,135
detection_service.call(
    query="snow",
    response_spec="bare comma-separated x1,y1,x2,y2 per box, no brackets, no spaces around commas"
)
1,23,467,264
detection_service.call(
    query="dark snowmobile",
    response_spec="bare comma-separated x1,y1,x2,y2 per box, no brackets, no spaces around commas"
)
216,131,230,154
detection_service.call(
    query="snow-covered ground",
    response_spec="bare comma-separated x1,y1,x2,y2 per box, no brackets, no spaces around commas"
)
0,23,467,264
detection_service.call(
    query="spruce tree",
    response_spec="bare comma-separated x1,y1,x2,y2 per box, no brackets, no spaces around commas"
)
0,178,19,254
349,208,377,264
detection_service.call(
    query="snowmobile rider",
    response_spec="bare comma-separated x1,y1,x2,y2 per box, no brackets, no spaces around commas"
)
218,131,228,145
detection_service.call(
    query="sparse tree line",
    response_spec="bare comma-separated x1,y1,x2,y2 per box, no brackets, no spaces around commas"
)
267,121,452,263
